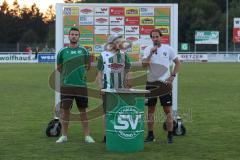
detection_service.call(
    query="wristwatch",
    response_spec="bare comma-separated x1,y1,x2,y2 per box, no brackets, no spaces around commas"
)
171,74,176,77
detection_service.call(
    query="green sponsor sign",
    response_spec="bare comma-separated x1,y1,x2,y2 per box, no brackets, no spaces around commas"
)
64,26,73,35
195,31,219,44
180,43,189,51
155,16,170,25
79,34,94,45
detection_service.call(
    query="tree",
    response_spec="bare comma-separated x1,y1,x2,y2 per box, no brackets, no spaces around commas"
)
9,0,21,16
44,5,55,23
0,0,9,14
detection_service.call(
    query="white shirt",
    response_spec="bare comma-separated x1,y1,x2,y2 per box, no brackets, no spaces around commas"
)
142,44,178,82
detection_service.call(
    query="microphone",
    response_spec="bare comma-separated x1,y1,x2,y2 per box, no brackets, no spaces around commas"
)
154,42,158,54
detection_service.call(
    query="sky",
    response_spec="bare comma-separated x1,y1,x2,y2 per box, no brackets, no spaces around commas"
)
0,0,65,12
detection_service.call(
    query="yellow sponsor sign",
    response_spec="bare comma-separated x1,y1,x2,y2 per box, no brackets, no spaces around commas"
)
82,45,93,53
140,17,154,25
154,8,170,17
155,26,170,35
132,45,140,52
125,7,139,16
63,7,79,16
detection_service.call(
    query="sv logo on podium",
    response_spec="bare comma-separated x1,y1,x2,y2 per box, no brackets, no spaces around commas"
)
114,114,141,130
113,106,143,139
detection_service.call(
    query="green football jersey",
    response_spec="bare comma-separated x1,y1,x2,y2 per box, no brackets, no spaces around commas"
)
57,46,90,87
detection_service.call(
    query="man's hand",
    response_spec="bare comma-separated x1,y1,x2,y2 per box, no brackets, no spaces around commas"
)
150,46,158,55
165,76,175,84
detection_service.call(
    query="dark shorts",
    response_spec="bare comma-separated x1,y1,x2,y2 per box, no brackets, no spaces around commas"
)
145,81,172,107
60,86,88,110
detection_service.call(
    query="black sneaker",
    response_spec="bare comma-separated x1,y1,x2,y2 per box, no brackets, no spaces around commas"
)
167,135,173,144
102,136,106,143
144,135,155,142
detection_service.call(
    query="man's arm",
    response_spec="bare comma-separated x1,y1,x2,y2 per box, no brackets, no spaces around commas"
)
57,50,63,72
57,64,62,73
165,58,181,84
142,46,157,67
96,55,104,90
85,50,91,71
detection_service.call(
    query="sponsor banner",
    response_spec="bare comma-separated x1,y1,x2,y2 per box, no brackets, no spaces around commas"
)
110,26,124,34
140,7,154,16
233,28,240,43
125,35,139,44
64,26,73,35
125,17,140,25
82,45,93,53
140,26,155,35
195,31,219,44
64,35,70,44
79,16,94,25
79,7,94,16
79,34,94,45
95,7,109,16
155,8,170,17
140,35,152,45
125,7,139,16
132,45,140,52
110,16,124,25
234,18,240,28
95,26,109,34
155,26,170,35
79,26,94,34
180,43,189,51
94,17,109,25
94,35,108,44
63,7,79,16
207,54,239,62
161,35,170,44
94,44,105,53
155,16,170,25
0,54,37,63
179,54,208,62
110,7,125,16
238,54,240,62
64,16,79,26
125,26,139,34
140,17,154,25
128,53,140,62
38,53,55,63
140,44,149,54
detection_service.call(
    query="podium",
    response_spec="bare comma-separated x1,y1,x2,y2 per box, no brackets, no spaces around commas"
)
102,88,149,152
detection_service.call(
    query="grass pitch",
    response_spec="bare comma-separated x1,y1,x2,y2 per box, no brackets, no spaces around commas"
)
0,63,240,160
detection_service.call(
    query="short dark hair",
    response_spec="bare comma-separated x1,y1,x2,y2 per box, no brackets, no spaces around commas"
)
69,27,80,35
150,29,163,38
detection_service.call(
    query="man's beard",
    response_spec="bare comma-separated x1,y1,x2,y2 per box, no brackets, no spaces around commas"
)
70,40,77,44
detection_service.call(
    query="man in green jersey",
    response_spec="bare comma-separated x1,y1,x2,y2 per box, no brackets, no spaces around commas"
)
96,34,132,143
56,27,95,143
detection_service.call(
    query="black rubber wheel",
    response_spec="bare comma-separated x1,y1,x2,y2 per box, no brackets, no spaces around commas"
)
173,124,186,136
46,119,62,137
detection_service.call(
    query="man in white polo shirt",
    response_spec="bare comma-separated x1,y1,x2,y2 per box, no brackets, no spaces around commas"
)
142,29,181,144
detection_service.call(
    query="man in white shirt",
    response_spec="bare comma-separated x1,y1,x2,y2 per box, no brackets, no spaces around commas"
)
142,29,181,143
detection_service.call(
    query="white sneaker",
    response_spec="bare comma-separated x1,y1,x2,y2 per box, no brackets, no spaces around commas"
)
85,135,95,143
56,136,67,143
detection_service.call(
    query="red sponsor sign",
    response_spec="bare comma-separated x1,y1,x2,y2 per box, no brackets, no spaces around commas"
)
140,26,155,34
125,17,140,25
80,8,93,14
233,28,240,43
110,7,124,16
161,35,170,44
126,36,138,42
